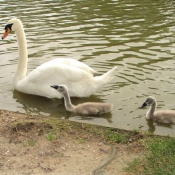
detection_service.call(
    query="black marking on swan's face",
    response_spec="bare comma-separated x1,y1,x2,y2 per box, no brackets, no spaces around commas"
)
2,23,13,40
5,23,13,32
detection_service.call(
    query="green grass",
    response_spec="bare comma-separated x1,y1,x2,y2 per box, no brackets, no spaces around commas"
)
79,138,85,143
43,118,131,143
125,136,175,175
47,133,56,141
103,129,128,143
23,140,36,146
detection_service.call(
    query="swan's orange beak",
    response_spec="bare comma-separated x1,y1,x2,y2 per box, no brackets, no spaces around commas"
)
2,28,11,40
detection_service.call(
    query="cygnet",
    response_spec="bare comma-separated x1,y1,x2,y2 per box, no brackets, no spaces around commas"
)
141,96,175,124
51,85,113,116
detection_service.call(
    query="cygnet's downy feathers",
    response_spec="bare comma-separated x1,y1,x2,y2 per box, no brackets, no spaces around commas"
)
51,85,113,116
141,96,175,124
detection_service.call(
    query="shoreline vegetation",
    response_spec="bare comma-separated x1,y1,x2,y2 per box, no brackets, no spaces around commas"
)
0,110,175,175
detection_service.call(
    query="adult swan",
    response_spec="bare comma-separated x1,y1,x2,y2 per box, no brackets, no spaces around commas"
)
2,18,117,98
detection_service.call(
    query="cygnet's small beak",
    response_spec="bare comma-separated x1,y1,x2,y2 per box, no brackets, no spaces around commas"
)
140,102,147,108
50,85,59,90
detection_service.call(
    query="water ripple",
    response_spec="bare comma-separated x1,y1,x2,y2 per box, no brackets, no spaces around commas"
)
1,0,175,136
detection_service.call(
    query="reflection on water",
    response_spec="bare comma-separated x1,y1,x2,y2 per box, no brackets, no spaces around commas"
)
1,0,175,136
13,90,113,123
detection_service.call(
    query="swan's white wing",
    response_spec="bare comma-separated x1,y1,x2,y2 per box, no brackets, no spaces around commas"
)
40,58,97,74
14,58,116,98
16,60,96,98
27,61,93,84
15,59,97,98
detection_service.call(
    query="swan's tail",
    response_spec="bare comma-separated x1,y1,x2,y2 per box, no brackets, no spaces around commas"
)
94,66,117,86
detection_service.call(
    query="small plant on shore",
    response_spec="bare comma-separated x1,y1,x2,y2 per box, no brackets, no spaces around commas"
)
23,140,36,146
79,138,85,143
133,129,140,133
47,134,56,141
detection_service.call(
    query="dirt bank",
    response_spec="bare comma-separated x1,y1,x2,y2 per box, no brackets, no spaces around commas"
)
0,110,145,175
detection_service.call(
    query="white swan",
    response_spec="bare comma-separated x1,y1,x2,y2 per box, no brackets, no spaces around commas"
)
141,96,175,124
51,84,113,115
2,18,117,98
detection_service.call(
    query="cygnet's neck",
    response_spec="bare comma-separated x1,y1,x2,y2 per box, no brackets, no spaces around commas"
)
13,23,28,85
62,91,75,111
146,101,156,120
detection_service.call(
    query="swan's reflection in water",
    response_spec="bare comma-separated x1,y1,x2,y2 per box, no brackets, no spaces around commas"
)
146,119,173,134
12,90,112,123
146,119,156,133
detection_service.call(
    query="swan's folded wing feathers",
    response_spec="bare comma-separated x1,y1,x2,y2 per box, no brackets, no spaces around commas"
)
26,63,93,84
40,58,96,74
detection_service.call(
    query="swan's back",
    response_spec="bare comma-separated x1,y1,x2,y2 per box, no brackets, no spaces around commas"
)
153,110,175,124
75,102,113,115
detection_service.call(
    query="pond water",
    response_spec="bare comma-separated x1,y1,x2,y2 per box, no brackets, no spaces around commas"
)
1,0,175,136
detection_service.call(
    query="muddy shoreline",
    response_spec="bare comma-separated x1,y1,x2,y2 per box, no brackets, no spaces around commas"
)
0,110,146,175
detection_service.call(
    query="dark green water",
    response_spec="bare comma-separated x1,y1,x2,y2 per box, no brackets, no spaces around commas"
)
1,0,175,136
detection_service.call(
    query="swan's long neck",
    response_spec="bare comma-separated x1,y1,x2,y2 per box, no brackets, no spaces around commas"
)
146,102,156,120
62,91,75,112
13,23,28,84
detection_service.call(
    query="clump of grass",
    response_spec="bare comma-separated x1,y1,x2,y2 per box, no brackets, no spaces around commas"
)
47,134,56,141
23,140,36,146
79,138,85,143
104,129,129,143
125,136,175,175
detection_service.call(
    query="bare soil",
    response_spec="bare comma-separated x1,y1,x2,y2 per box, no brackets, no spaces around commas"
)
0,110,144,175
